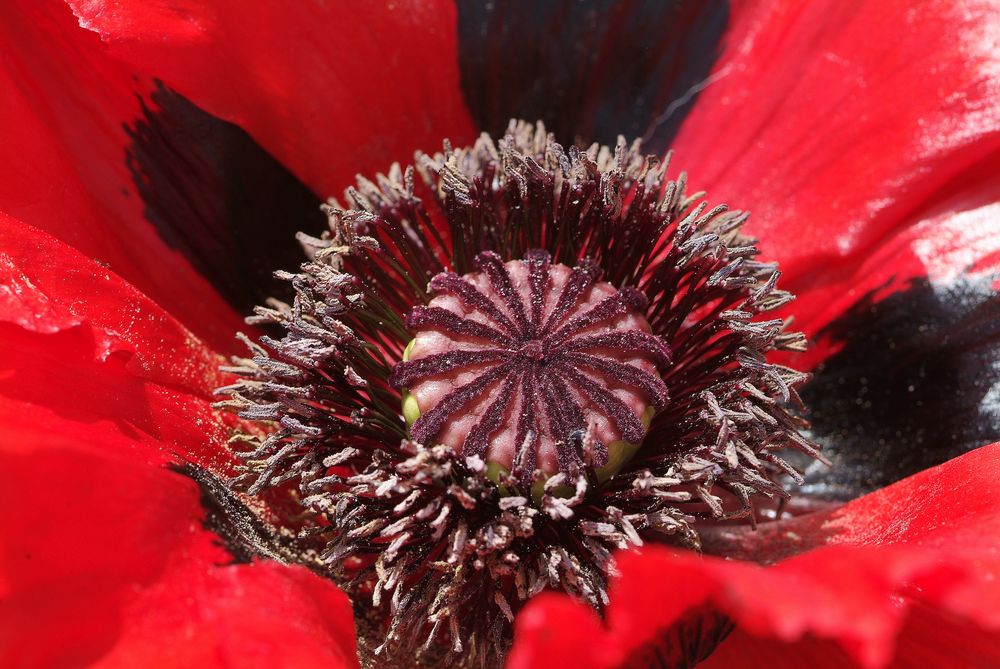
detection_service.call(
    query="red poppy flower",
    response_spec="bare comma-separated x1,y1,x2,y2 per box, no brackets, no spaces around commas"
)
2,1,999,668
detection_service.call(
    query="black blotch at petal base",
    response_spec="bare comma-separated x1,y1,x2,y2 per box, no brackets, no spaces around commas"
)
125,82,325,315
168,462,299,565
799,276,1000,501
456,0,729,153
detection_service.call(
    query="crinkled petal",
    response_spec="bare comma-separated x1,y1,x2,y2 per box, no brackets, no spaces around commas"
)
0,212,222,397
65,0,478,198
95,560,358,669
700,603,1000,669
0,212,242,472
509,444,1000,669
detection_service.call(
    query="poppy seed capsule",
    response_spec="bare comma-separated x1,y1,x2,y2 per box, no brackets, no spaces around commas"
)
391,251,670,490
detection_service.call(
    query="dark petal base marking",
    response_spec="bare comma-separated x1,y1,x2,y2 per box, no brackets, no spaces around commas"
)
801,276,1000,500
170,463,312,566
456,1,730,152
126,82,325,315
620,605,734,669
216,122,817,667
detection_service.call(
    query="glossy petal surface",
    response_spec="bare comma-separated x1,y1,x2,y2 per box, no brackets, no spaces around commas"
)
671,0,1000,322
792,172,1000,497
0,214,223,400
667,0,1000,499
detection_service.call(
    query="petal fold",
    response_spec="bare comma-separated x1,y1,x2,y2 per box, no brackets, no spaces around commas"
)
0,213,222,396
0,213,239,472
700,604,1000,669
0,418,358,669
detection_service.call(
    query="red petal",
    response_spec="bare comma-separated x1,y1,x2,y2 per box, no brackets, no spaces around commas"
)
508,444,1000,669
670,0,1000,326
0,0,246,351
1,212,358,666
506,594,615,669
0,213,222,397
65,0,478,198
0,213,243,471
700,603,1000,669
97,561,358,669
791,168,1000,369
0,411,357,668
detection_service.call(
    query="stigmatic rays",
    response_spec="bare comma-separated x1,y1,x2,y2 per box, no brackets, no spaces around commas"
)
391,250,670,486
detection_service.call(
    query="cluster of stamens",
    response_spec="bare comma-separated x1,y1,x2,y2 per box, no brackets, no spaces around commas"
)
213,121,821,668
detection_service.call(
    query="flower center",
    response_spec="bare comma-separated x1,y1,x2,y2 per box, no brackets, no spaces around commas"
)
214,121,823,668
391,251,669,483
